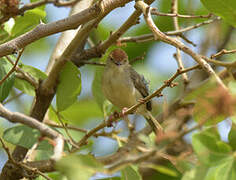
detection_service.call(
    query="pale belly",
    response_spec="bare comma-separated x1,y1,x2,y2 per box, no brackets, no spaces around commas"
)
102,67,143,110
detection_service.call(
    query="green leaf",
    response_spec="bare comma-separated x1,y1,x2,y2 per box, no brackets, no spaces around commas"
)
92,47,117,112
192,128,232,166
1,20,12,44
14,78,35,96
20,64,47,80
14,64,47,96
183,157,236,180
201,0,236,27
229,81,236,95
3,18,15,35
121,166,142,180
97,177,121,180
11,8,46,37
92,66,106,111
48,105,59,123
0,58,15,102
176,160,194,173
34,149,54,161
231,115,236,125
228,124,236,151
56,61,81,112
56,154,103,180
182,164,209,180
3,125,52,150
35,172,65,180
205,157,236,180
51,99,102,125
3,125,69,151
145,164,179,177
185,79,228,125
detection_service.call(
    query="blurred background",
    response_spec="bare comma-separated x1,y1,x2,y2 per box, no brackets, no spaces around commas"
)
0,0,235,172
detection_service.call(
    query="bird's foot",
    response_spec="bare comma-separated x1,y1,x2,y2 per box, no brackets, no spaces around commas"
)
120,108,135,131
120,107,129,117
138,98,146,104
106,111,119,127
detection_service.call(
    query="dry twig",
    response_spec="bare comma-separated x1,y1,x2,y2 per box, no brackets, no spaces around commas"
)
0,48,24,86
135,1,227,90
171,0,189,85
72,65,200,152
211,49,236,59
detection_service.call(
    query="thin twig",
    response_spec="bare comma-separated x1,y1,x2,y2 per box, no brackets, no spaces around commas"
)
3,92,24,105
72,0,155,65
0,137,52,180
130,52,146,64
0,137,13,161
202,56,236,68
0,103,64,158
46,122,88,133
119,17,220,44
73,65,200,152
0,0,81,24
0,48,24,86
211,49,236,59
79,61,105,66
171,0,189,85
151,9,212,19
135,1,227,90
107,150,157,173
5,56,38,88
54,110,79,149
0,0,134,57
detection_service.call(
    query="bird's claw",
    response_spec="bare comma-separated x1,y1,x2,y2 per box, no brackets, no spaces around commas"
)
138,98,146,104
120,107,129,117
106,111,119,127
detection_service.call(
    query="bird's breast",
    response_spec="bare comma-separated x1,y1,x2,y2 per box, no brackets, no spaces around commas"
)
102,67,138,109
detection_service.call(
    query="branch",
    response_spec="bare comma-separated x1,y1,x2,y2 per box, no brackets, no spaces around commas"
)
118,17,220,43
171,0,189,85
0,104,57,138
135,1,227,90
41,0,135,93
0,137,53,180
202,56,236,68
46,122,87,133
2,92,24,105
151,9,212,19
0,103,64,160
0,0,133,58
107,150,157,173
0,0,80,24
72,0,155,65
5,55,38,89
0,49,24,86
211,49,236,59
72,65,199,152
1,1,101,178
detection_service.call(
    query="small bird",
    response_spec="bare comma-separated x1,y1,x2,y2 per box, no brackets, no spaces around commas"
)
101,49,162,133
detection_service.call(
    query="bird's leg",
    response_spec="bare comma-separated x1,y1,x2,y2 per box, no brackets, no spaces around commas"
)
120,108,134,132
120,107,129,117
106,111,119,127
138,98,146,104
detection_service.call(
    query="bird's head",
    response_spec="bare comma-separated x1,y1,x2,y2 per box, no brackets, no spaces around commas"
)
107,49,129,67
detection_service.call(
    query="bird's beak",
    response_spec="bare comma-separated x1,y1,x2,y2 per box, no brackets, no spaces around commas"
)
114,61,122,66
110,57,122,66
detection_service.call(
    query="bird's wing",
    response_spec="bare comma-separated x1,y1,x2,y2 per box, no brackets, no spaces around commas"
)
129,66,152,111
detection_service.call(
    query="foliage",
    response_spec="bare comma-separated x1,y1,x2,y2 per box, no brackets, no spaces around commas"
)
0,0,236,180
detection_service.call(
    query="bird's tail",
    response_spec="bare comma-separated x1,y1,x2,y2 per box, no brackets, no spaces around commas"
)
144,111,163,133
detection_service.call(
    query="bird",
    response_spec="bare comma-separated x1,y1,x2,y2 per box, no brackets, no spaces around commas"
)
101,48,162,133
